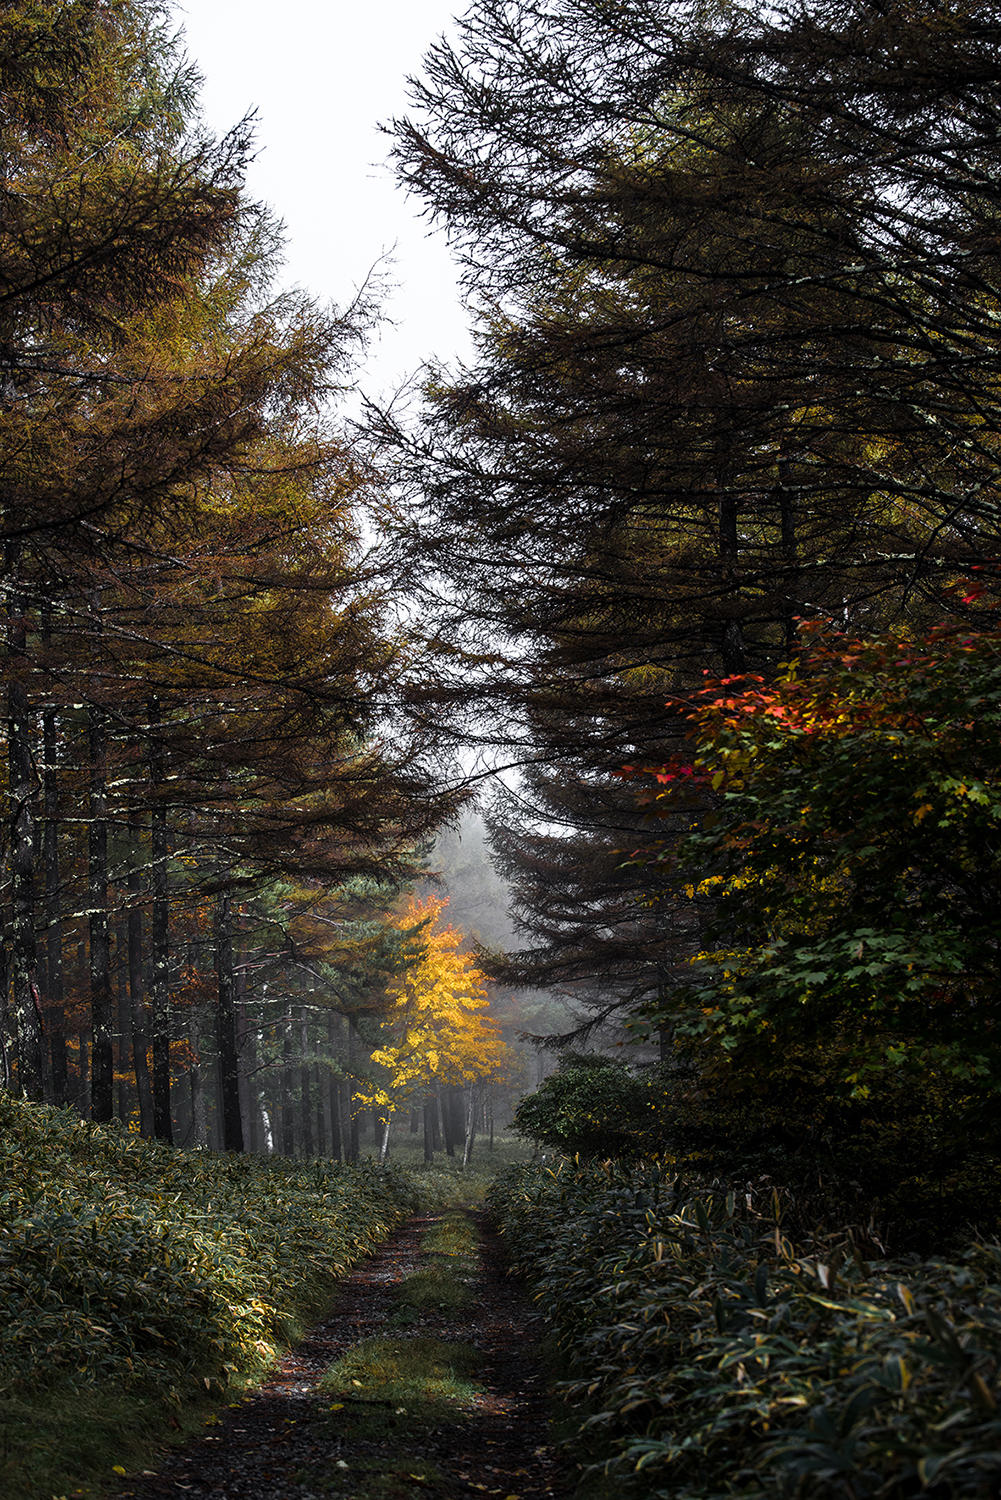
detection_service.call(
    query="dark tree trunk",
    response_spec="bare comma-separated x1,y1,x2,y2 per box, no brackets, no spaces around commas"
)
235,957,254,1150
88,705,113,1123
346,1018,360,1162
76,931,91,1117
718,451,747,675
189,1055,207,1147
314,1061,326,1156
0,934,11,1091
327,1012,343,1161
437,1088,454,1158
6,553,45,1101
41,642,67,1105
127,814,154,1136
444,1086,465,1156
115,917,132,1122
778,450,798,654
298,1010,313,1158
329,1078,343,1161
215,892,243,1152
148,698,172,1142
281,1008,295,1156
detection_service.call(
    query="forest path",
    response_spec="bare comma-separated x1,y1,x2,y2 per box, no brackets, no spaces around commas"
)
113,1209,567,1500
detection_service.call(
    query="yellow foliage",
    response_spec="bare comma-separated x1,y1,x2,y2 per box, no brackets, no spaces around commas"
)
368,896,511,1111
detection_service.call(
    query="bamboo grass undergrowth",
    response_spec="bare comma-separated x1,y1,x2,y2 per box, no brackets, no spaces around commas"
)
489,1157,1001,1499
0,1096,429,1499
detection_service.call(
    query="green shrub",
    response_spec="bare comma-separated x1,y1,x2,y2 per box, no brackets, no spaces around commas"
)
513,1053,650,1156
0,1094,422,1497
489,1157,1001,1498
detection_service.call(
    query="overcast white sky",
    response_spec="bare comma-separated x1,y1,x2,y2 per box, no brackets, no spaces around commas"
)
172,0,472,406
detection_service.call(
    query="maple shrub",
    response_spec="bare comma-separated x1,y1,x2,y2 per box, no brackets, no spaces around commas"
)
628,612,1001,1236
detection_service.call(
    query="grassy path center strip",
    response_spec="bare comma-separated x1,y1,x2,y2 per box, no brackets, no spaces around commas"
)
114,1202,565,1500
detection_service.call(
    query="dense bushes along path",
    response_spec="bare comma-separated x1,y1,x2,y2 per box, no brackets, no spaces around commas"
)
112,1210,565,1500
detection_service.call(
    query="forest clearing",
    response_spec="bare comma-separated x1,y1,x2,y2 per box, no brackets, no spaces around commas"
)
6,0,1001,1497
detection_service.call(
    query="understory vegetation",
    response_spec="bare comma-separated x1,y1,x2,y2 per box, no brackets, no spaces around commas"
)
0,1096,433,1498
489,1158,1001,1499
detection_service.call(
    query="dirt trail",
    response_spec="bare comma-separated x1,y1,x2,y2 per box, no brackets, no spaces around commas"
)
113,1211,568,1500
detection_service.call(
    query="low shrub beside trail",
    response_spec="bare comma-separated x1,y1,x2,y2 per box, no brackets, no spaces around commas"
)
489,1157,1001,1499
0,1094,421,1496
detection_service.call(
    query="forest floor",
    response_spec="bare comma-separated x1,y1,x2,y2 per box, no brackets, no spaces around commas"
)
110,1207,570,1500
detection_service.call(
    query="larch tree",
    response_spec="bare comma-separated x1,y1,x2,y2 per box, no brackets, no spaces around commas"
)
0,0,462,1127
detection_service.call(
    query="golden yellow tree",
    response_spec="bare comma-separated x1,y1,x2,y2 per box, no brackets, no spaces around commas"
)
367,895,510,1162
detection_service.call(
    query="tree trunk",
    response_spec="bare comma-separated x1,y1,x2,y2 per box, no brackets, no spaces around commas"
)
281,1008,295,1156
126,814,154,1136
88,705,113,1123
298,1010,313,1158
235,959,255,1150
41,653,67,1105
778,449,798,654
0,932,11,1091
115,917,133,1123
314,1061,326,1156
462,1085,477,1170
438,1088,454,1158
379,1112,392,1164
327,1012,343,1161
444,1086,465,1156
718,449,747,675
259,1099,274,1153
76,934,91,1118
148,698,172,1143
189,1054,208,1148
345,1017,360,1163
423,1098,434,1164
215,892,244,1152
6,553,45,1101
